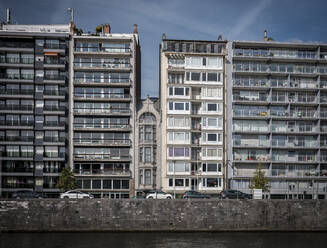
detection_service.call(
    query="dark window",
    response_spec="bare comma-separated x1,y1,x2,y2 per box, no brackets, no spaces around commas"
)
121,180,129,189
207,134,217,141
208,73,217,81
174,88,184,95
92,180,101,189
169,178,173,187
83,180,91,189
113,180,120,189
207,163,217,172
208,104,217,111
103,180,112,189
191,72,200,81
175,103,184,110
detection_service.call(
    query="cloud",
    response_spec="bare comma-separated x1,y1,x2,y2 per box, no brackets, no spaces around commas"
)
228,0,272,39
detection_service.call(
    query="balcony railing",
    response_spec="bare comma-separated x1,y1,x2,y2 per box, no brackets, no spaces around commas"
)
44,121,66,127
74,47,131,53
0,73,34,80
44,90,66,96
0,57,34,64
44,137,66,142
74,78,131,84
4,136,34,142
233,95,269,102
0,105,34,111
73,139,131,145
73,123,130,129
73,169,131,175
73,108,131,114
2,183,34,189
44,43,66,49
43,106,66,111
233,140,270,147
2,167,34,173
73,154,131,160
44,75,66,80
74,62,131,69
1,89,34,95
74,93,130,99
233,110,269,117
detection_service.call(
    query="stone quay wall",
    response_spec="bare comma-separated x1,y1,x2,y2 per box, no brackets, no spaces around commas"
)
1,199,327,232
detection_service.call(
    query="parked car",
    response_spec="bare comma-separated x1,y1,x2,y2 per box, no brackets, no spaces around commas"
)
146,191,173,199
219,190,252,199
60,190,94,199
182,190,210,199
12,191,44,199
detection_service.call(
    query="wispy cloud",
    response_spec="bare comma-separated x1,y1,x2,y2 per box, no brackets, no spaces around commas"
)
228,0,272,39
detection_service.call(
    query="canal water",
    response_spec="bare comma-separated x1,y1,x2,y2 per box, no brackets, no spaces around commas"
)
0,232,326,248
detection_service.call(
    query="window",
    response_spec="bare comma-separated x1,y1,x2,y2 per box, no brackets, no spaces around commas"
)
145,147,151,162
208,104,217,111
145,169,151,185
168,117,190,128
202,178,221,188
168,132,190,143
168,162,190,173
168,147,190,158
168,102,190,112
208,134,217,142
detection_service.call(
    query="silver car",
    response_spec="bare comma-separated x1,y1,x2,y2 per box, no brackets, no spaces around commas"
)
146,191,173,199
60,190,94,199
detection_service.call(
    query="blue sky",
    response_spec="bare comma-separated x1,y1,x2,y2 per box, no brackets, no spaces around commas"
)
1,0,327,97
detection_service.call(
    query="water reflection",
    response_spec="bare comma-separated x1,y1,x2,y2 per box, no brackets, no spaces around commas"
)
0,232,326,248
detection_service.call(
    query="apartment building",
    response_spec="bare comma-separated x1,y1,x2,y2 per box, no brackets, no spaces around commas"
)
135,96,161,195
0,24,71,197
159,36,227,197
70,24,141,198
227,33,327,199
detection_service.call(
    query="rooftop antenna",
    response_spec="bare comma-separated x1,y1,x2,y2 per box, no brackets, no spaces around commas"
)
67,8,74,22
6,8,11,24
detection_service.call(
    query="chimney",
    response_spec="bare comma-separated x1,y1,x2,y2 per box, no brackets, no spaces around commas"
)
162,33,166,40
6,8,11,24
103,24,111,34
218,34,222,41
264,30,268,41
133,24,138,34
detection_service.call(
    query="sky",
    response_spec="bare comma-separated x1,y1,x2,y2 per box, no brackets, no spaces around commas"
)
1,0,327,97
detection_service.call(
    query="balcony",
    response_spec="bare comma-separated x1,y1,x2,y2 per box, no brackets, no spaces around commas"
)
271,169,321,178
2,167,34,173
233,80,269,88
0,105,34,111
1,89,34,96
44,121,66,127
74,93,131,100
233,139,270,147
0,57,34,64
73,168,131,176
73,139,131,145
44,75,65,81
272,155,317,163
272,140,319,148
74,62,131,69
44,105,66,112
74,47,131,53
73,108,131,115
233,95,269,103
2,136,34,142
44,43,66,50
44,137,66,143
73,123,130,130
0,73,34,81
233,109,269,118
44,90,66,96
2,183,34,189
73,78,131,84
73,154,131,160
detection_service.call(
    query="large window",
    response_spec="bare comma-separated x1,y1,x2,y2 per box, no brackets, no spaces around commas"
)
168,147,190,158
168,162,190,173
168,132,190,144
168,116,190,128
168,102,190,112
168,87,190,97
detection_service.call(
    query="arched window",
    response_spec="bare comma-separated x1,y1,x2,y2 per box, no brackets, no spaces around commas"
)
139,112,156,124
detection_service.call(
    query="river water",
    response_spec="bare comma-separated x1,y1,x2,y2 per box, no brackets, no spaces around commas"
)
0,232,326,248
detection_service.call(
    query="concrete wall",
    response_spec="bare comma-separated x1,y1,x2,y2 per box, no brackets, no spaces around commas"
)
1,199,327,232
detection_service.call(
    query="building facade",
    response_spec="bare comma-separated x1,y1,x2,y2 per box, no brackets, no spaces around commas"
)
159,37,227,197
135,96,161,195
0,24,71,197
227,37,327,199
70,24,141,198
